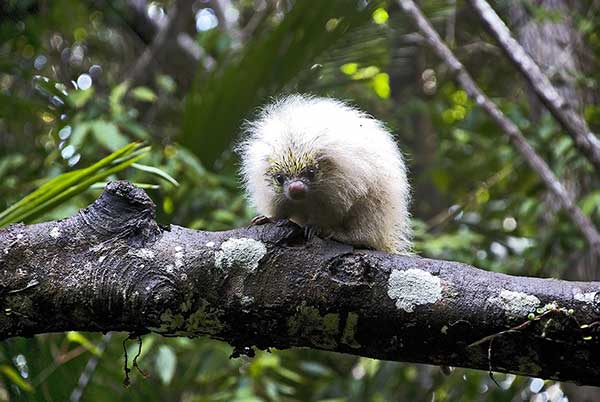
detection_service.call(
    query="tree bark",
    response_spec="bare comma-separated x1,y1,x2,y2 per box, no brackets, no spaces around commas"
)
1,181,599,385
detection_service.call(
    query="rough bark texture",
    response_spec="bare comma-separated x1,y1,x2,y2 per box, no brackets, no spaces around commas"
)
1,182,600,385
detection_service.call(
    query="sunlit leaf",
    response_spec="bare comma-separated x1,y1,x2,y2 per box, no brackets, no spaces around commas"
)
130,86,158,102
66,331,101,356
67,88,95,108
0,365,33,392
155,345,177,385
372,8,389,24
371,72,390,98
340,62,358,75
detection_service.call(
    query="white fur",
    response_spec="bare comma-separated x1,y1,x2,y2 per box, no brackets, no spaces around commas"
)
238,94,412,253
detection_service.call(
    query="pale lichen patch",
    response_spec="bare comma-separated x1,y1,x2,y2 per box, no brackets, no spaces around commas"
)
214,238,266,272
174,246,185,269
206,241,215,248
574,291,597,304
49,227,61,239
129,248,155,259
489,289,540,319
241,296,254,307
387,269,442,313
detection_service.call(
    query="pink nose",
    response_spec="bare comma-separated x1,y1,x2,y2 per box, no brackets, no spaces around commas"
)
287,181,307,200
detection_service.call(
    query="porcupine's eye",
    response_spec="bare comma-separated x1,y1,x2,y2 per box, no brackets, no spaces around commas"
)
274,173,286,185
305,167,316,180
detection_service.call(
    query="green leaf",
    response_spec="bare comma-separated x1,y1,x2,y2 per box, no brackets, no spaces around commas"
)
67,88,95,108
132,163,179,186
372,8,389,24
0,365,33,392
155,345,177,385
109,81,130,117
66,331,101,356
580,191,600,216
0,142,148,227
371,72,390,99
70,122,91,148
340,62,358,75
156,74,176,93
90,120,129,151
130,86,158,102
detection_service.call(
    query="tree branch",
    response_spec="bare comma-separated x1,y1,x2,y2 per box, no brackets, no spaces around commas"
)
468,0,600,174
115,0,215,88
126,0,197,86
396,0,600,252
1,181,599,385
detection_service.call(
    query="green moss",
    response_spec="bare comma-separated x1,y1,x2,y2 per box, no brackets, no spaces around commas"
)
517,355,542,376
186,300,224,335
341,312,361,349
288,303,340,349
149,299,223,337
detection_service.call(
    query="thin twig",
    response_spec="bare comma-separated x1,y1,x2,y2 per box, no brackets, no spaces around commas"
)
396,0,600,252
468,0,600,173
122,336,131,387
131,336,148,378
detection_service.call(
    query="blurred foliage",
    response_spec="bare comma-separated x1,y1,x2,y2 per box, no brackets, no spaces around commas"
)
1,0,599,400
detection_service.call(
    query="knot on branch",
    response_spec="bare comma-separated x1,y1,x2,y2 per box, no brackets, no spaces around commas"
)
78,181,160,244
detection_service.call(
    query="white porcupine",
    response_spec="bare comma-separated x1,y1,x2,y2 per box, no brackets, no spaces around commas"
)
237,94,412,254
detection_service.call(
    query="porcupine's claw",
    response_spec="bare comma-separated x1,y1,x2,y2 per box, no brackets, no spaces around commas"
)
303,224,321,241
249,216,297,244
249,215,272,226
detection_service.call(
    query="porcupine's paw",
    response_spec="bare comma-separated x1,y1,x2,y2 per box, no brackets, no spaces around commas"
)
303,224,322,241
249,216,302,245
249,215,273,226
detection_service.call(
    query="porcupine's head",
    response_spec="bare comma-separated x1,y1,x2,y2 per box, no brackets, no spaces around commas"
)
237,94,406,219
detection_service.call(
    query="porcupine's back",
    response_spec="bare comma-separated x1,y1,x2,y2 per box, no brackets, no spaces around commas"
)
238,94,412,254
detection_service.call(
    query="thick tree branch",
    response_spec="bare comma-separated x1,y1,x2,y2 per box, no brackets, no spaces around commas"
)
1,182,599,385
468,0,600,174
396,0,600,252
